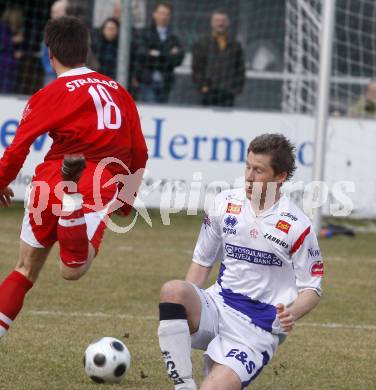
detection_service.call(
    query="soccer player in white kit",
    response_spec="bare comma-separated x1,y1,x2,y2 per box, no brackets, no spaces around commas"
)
157,134,324,389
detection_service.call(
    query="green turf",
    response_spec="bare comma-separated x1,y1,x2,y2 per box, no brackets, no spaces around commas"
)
0,204,375,389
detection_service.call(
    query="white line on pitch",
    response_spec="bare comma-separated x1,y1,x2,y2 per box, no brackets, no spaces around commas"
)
26,310,376,331
298,322,376,331
27,310,157,321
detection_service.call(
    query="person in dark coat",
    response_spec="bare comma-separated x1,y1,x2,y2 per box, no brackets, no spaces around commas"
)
192,9,245,107
0,19,17,93
0,6,24,94
134,1,184,103
92,17,119,80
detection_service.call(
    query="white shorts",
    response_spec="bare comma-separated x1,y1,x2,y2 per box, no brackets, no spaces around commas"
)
191,284,279,388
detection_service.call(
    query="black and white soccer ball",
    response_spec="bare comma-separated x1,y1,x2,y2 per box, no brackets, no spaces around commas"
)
84,337,131,384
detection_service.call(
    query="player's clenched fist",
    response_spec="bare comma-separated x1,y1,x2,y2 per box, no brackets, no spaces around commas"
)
276,303,295,332
0,187,14,207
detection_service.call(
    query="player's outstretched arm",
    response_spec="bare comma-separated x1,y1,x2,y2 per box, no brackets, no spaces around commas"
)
277,289,321,332
185,262,212,289
0,187,14,207
0,93,52,190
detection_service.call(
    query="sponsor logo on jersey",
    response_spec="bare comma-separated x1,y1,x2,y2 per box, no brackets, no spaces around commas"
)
223,215,238,235
310,261,324,277
250,228,259,239
225,243,282,267
226,194,244,203
226,203,242,214
276,220,291,234
203,214,211,229
264,233,289,249
308,248,321,258
280,212,298,221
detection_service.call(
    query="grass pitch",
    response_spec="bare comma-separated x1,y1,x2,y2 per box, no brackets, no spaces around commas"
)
0,204,375,389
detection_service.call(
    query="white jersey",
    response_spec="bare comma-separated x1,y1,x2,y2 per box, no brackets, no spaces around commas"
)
193,188,323,334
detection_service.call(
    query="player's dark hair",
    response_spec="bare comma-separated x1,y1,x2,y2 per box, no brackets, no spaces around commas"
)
247,134,296,181
212,8,229,17
44,16,89,67
153,1,173,13
101,17,120,35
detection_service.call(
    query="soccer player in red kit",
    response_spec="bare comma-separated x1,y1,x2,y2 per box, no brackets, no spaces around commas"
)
0,16,148,338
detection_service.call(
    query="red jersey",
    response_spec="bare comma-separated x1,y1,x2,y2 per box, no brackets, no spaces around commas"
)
0,67,148,190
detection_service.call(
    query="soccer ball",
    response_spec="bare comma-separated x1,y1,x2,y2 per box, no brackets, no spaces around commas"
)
84,337,131,384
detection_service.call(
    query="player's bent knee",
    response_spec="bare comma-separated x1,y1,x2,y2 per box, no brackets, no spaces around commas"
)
60,265,86,281
59,245,95,281
61,270,82,281
160,280,191,304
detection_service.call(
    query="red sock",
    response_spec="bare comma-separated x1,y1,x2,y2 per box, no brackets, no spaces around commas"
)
58,193,89,267
0,270,33,337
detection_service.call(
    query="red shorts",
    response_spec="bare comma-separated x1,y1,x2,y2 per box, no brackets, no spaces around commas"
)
20,160,118,253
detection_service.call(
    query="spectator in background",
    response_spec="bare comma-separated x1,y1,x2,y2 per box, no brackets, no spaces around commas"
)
192,9,245,107
348,80,376,118
40,0,67,86
0,6,24,93
5,6,24,61
92,17,119,80
0,11,16,93
65,0,99,71
91,1,140,97
134,1,184,103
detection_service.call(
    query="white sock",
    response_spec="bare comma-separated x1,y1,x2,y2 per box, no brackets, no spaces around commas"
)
61,193,83,213
158,319,197,390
